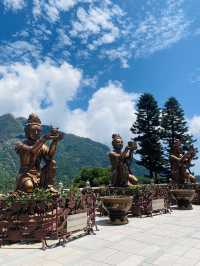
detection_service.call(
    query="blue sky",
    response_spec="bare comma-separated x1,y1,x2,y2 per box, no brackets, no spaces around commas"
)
0,0,200,172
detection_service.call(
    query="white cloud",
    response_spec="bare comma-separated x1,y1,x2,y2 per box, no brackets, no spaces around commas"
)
0,41,42,64
3,0,25,10
33,0,78,21
101,0,190,66
0,61,82,126
55,0,77,11
132,1,190,58
103,46,130,69
0,62,138,145
1,0,192,68
67,82,138,145
33,0,41,17
70,5,120,49
189,116,200,137
57,29,72,46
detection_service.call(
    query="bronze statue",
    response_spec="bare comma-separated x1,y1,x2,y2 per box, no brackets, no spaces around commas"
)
109,134,138,187
170,139,196,184
15,113,63,193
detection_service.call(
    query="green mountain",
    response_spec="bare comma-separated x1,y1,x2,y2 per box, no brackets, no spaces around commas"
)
0,113,147,192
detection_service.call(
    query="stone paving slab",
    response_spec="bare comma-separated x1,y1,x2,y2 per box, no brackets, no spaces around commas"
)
1,206,200,266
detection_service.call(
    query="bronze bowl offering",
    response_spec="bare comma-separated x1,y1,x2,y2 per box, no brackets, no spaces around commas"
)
100,196,132,225
171,189,195,210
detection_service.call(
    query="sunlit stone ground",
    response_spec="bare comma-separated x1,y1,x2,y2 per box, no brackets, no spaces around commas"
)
1,206,200,266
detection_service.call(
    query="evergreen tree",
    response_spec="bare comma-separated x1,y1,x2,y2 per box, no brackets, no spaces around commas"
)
161,97,196,176
131,93,164,182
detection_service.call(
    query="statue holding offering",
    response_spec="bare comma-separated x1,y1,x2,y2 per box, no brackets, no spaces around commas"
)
170,139,196,184
15,113,63,193
109,134,138,187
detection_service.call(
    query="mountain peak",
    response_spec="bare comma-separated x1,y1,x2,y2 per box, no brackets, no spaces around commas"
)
0,113,23,140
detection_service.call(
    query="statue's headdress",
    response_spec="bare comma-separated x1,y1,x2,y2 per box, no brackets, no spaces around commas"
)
112,133,121,139
24,114,42,138
112,133,122,141
112,133,123,147
26,113,41,126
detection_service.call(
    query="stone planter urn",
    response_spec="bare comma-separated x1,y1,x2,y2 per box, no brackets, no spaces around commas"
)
100,196,132,225
171,189,195,210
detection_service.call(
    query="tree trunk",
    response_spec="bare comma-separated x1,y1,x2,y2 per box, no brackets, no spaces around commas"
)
149,168,153,179
154,172,158,184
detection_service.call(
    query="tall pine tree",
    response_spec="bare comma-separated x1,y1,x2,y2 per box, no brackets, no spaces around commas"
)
131,93,164,182
161,97,196,176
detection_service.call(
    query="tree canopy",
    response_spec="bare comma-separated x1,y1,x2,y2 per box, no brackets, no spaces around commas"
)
131,93,164,182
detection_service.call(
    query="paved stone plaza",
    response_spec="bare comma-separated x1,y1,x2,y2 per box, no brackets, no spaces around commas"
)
1,206,200,266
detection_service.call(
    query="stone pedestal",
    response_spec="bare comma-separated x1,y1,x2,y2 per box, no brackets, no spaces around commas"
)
171,189,195,210
101,196,132,225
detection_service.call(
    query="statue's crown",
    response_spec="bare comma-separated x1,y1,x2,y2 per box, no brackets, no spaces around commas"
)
112,133,121,140
26,113,41,126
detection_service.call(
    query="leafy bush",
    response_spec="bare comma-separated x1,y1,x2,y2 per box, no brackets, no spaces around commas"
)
73,167,111,187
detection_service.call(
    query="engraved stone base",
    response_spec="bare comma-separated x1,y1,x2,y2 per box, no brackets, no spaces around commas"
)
101,196,132,226
171,189,195,210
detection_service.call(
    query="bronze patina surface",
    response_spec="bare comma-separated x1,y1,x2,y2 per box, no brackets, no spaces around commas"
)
170,139,196,184
15,113,64,193
170,139,197,209
109,134,138,187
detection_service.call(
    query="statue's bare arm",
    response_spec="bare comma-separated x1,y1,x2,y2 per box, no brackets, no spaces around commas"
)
15,136,47,154
109,152,120,169
170,154,181,161
47,131,63,158
48,140,58,158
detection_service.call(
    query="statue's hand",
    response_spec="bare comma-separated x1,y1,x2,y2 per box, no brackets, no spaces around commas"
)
43,128,64,141
43,132,54,140
47,128,60,140
50,129,64,141
127,141,137,151
124,146,129,152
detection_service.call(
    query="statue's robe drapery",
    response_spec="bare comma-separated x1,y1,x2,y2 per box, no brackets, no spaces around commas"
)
109,151,129,187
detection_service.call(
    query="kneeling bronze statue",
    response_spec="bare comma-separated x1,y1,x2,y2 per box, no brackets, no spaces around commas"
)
170,139,197,210
109,134,138,187
15,113,63,193
170,139,196,184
